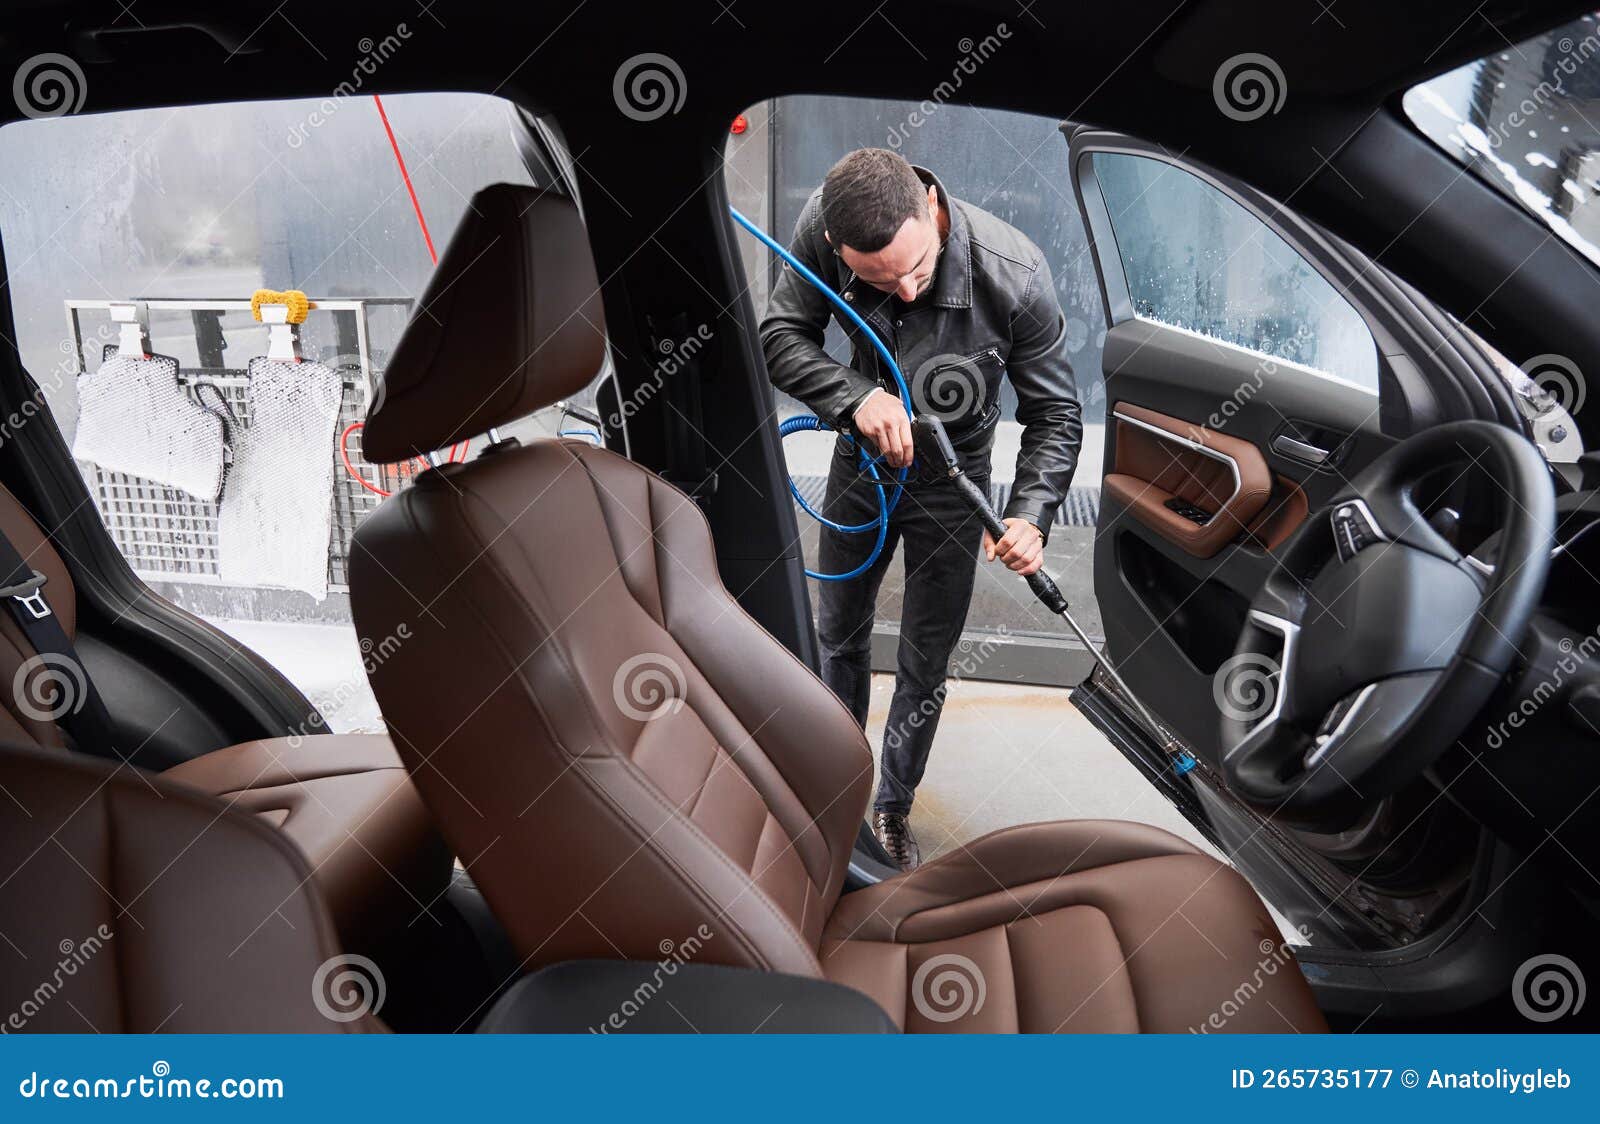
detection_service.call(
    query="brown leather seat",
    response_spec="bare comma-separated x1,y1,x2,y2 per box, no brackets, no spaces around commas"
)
0,485,451,952
163,735,450,952
0,743,381,1031
349,183,1326,1033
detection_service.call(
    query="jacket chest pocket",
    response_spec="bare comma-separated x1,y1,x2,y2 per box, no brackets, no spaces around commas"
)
910,347,1004,437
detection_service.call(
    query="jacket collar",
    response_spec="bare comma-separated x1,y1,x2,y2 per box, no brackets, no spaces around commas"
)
914,165,973,311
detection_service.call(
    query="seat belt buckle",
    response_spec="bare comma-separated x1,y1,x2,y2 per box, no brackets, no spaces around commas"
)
1,571,51,619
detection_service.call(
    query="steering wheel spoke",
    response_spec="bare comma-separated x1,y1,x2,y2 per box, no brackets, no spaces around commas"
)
1218,421,1554,829
1299,671,1441,789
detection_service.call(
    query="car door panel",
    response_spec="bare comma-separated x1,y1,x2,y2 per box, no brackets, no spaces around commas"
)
1059,126,1557,980
1086,252,1394,768
1104,401,1274,559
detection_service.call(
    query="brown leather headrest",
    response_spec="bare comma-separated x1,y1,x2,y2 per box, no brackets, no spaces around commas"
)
361,184,607,464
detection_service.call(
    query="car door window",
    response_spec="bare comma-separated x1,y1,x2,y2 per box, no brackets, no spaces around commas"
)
0,93,605,734
1091,152,1379,391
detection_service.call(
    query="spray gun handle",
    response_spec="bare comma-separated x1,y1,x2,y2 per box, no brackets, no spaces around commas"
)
949,473,1071,613
911,415,1071,615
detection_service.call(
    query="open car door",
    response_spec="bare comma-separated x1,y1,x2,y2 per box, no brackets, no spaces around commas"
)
1061,126,1542,960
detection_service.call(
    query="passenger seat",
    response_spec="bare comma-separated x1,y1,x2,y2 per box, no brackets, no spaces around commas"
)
0,743,383,1031
0,483,450,953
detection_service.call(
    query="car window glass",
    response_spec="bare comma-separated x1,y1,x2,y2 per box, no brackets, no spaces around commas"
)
1404,12,1600,270
1091,152,1379,390
0,93,605,734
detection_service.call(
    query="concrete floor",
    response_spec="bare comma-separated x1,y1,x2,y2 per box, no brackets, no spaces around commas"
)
860,672,1222,863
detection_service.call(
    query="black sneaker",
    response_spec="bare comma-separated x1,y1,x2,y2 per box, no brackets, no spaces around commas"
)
873,810,921,872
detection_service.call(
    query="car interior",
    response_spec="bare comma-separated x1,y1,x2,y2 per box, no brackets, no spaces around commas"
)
4,0,1600,1034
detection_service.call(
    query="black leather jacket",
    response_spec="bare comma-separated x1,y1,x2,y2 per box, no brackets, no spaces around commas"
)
759,167,1082,539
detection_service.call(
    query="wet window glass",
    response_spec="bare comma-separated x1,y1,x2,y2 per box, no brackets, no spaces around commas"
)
1404,11,1600,270
0,93,553,733
1091,152,1379,390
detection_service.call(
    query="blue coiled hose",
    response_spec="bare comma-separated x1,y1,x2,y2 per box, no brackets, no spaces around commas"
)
727,206,914,581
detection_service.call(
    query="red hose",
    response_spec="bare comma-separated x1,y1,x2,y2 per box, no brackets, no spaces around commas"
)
337,97,455,497
373,94,437,265
341,422,391,496
340,422,437,498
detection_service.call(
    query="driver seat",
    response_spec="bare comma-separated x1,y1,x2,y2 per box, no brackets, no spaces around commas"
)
349,184,1326,1033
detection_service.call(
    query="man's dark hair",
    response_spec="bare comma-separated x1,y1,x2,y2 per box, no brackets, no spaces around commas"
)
821,148,929,253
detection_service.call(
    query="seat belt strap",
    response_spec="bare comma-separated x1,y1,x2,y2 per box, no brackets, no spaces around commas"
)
0,525,121,761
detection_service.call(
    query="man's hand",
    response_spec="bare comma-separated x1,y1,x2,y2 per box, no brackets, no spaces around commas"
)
851,389,914,468
983,518,1044,575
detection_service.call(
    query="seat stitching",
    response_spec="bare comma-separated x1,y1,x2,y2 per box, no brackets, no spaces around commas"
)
876,855,1221,941
582,443,665,628
193,764,413,791
403,472,814,971
677,729,724,823
450,447,651,753
901,940,911,1028
412,489,785,967
363,480,767,957
576,448,864,896
590,747,822,971
570,758,793,971
644,462,666,628
567,450,828,894
1095,905,1139,1034
574,444,873,891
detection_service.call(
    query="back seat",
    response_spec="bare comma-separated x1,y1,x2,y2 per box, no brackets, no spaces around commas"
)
0,483,450,953
0,743,384,1031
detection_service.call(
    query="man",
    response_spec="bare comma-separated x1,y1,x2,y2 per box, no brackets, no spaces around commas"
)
760,148,1081,870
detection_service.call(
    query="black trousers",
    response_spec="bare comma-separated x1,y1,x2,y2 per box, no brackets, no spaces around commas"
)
815,443,989,815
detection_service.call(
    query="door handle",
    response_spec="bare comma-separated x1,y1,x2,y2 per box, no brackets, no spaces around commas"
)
1272,433,1330,464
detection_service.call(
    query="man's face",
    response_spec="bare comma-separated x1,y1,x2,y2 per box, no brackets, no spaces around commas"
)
832,185,941,303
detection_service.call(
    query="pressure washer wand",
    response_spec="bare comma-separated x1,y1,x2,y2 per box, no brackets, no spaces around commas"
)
910,415,1181,756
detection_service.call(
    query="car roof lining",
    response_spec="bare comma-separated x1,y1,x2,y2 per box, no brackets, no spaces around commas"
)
1,0,1597,448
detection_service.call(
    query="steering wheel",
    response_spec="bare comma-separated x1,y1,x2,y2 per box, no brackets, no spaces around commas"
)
1219,420,1554,828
